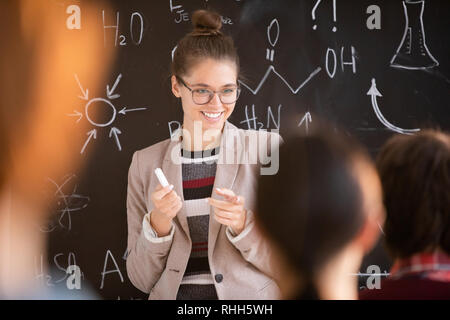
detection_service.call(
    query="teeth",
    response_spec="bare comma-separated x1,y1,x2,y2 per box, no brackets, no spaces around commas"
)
202,112,222,119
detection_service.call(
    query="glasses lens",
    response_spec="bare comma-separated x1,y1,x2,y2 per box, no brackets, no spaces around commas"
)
192,89,213,104
220,88,239,104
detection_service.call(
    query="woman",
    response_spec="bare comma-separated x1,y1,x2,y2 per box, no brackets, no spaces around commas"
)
126,10,281,300
256,126,385,299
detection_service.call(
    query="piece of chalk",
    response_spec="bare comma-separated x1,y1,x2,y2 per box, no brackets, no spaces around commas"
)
154,168,169,187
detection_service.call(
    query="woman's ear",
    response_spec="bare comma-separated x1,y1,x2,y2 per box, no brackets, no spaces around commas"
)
356,211,384,254
352,164,386,254
171,75,181,98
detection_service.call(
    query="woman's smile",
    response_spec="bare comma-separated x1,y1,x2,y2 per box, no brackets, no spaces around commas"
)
200,111,224,122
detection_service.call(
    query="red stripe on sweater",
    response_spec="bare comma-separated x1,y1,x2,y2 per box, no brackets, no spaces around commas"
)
183,176,215,189
193,242,208,247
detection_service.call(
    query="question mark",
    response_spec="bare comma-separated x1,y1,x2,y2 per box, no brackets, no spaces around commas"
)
312,0,322,30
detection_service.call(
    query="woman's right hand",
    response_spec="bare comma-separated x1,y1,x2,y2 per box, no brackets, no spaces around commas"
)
149,184,182,237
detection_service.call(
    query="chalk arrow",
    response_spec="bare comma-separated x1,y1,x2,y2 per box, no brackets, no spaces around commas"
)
107,74,122,100
298,112,312,133
67,110,83,123
367,78,420,135
367,78,382,97
74,74,89,100
109,127,122,151
118,107,148,115
81,129,97,154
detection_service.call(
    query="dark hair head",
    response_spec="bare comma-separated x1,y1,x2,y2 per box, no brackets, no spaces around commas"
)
171,10,240,78
257,128,376,299
376,130,450,258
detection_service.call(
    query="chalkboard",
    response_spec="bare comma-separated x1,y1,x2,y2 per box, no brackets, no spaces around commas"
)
41,0,450,299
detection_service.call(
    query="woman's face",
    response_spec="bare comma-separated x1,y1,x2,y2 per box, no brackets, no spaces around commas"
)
172,58,238,132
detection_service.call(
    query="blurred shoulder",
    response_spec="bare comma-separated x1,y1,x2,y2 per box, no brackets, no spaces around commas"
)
225,121,283,146
132,138,174,165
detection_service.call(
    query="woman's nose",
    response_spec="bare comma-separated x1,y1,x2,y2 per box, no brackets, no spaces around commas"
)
209,92,222,106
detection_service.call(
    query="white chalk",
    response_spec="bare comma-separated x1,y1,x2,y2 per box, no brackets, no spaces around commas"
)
154,168,169,187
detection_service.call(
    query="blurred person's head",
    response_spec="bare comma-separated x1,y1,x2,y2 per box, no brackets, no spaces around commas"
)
376,130,450,259
256,125,385,299
0,0,113,297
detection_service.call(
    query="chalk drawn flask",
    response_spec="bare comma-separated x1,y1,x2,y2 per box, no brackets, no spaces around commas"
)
390,0,438,70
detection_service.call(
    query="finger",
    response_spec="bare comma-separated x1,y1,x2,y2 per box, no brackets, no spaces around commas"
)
209,198,240,212
162,190,178,202
153,184,174,200
235,196,244,205
214,188,239,203
159,196,181,213
214,187,235,198
214,209,238,220
151,184,162,199
174,200,183,213
215,188,244,205
214,214,232,227
166,199,182,215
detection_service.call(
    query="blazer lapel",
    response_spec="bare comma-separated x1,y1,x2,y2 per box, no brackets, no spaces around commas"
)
209,121,240,254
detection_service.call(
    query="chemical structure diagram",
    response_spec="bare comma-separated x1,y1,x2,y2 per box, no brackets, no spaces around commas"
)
238,7,433,136
238,18,322,96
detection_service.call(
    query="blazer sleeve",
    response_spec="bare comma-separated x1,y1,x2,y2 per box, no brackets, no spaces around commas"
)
126,151,173,294
225,210,276,278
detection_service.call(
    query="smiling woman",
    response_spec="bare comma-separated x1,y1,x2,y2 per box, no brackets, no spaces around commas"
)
126,9,282,300
173,58,239,134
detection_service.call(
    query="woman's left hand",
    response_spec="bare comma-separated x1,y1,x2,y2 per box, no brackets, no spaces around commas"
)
208,188,247,236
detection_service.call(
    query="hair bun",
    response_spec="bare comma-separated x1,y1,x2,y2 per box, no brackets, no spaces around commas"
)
191,10,222,36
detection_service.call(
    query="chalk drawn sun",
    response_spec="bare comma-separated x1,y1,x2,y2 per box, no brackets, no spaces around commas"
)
68,74,148,153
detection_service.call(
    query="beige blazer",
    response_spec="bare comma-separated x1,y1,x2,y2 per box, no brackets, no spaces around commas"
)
126,121,282,299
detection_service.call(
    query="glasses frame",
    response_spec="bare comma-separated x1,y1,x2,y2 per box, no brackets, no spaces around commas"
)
176,76,241,105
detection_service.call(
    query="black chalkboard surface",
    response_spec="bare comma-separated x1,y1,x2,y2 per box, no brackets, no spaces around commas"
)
42,0,449,299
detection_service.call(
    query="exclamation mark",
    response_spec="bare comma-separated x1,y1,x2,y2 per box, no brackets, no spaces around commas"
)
332,0,337,32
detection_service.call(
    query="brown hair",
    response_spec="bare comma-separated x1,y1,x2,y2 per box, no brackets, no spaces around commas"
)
257,125,375,299
376,130,450,258
171,10,240,79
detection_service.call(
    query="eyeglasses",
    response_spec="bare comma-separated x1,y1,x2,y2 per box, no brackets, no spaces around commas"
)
176,76,241,105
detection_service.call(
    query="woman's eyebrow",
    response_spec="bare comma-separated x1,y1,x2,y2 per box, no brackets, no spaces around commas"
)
190,83,210,87
191,82,237,88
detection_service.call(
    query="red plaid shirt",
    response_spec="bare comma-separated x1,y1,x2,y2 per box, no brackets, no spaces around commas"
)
390,250,450,282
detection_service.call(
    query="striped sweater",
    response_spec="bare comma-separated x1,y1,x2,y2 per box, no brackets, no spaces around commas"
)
176,147,220,300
